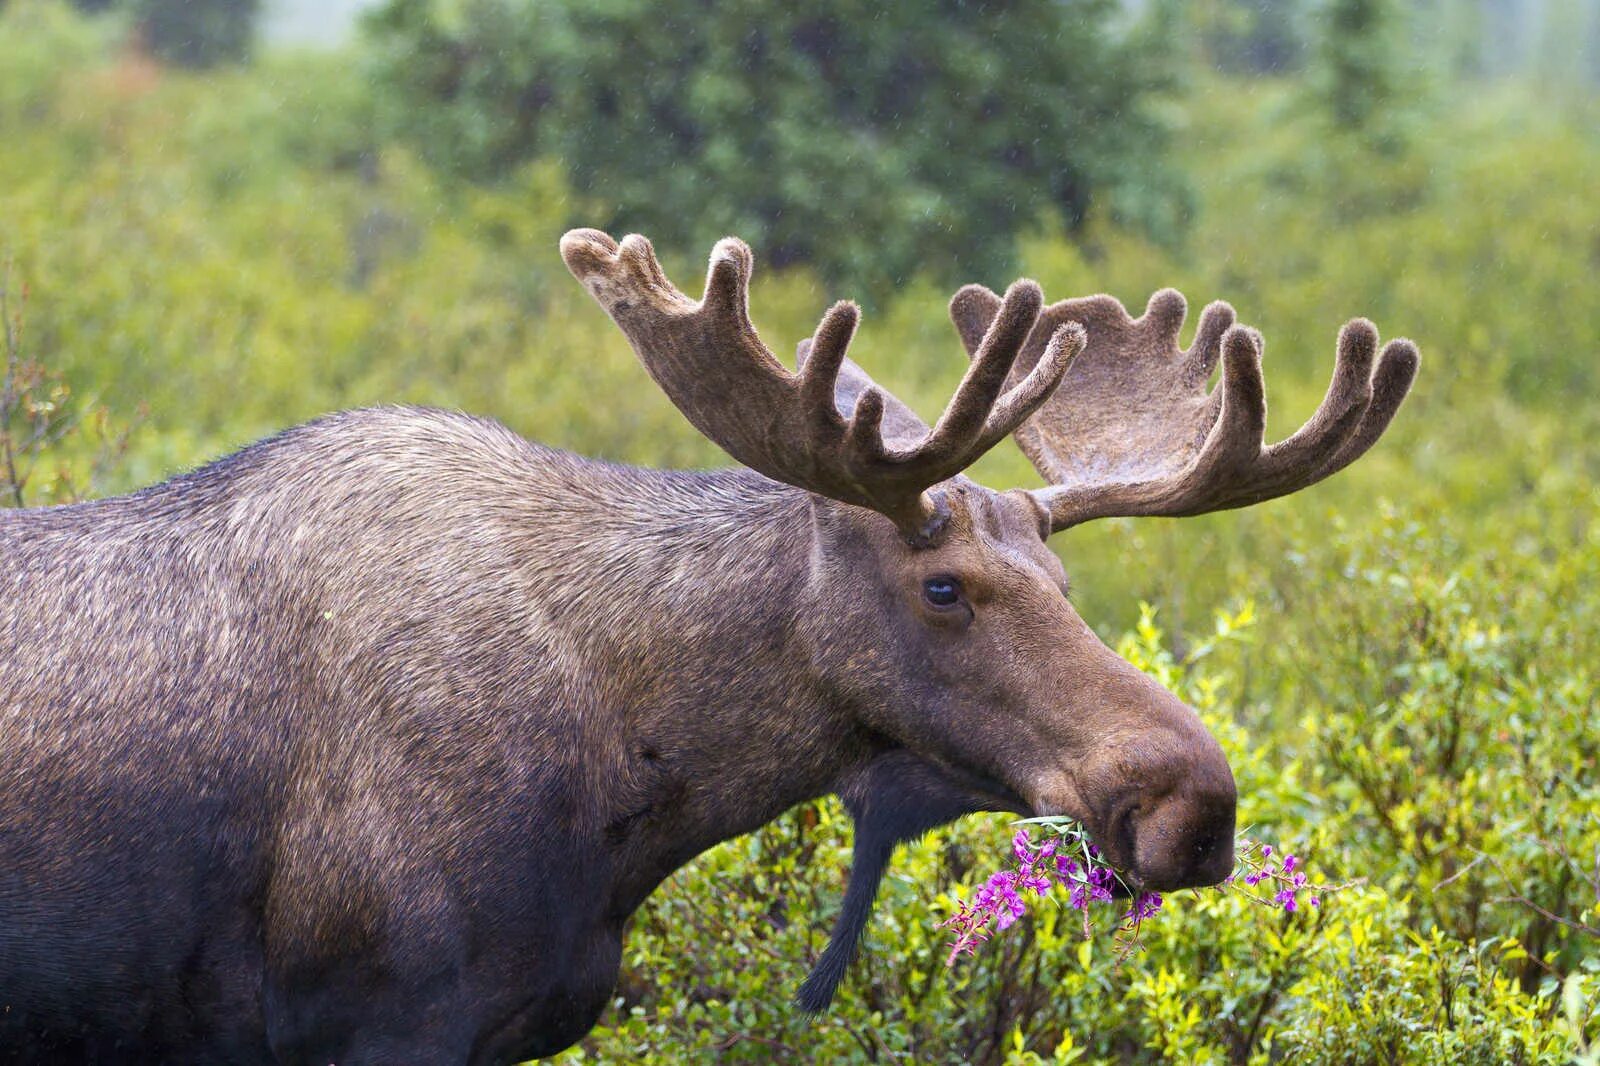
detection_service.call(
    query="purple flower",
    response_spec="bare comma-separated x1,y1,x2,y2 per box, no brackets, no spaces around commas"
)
1125,892,1163,922
980,870,1017,898
943,825,1330,967
995,888,1027,930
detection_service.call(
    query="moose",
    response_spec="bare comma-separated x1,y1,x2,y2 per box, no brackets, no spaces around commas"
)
0,228,1417,1063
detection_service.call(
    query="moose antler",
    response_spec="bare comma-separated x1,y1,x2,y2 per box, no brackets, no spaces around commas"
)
948,286,1419,531
560,230,1085,544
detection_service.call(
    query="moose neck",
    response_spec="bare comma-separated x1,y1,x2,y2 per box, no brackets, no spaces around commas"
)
524,465,875,918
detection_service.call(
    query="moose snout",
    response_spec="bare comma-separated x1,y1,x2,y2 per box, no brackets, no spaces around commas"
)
1125,772,1238,891
1073,718,1239,892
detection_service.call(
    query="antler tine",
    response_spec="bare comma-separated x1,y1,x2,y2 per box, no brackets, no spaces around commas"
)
936,283,1089,458
913,281,1041,458
562,229,1082,546
1186,301,1237,385
948,284,1000,355
1151,319,1421,514
1179,324,1269,499
798,301,861,428
561,226,799,460
1307,326,1420,481
978,321,1086,453
1237,318,1379,496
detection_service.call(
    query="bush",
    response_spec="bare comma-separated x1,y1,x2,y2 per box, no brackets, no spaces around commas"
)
0,262,141,506
362,0,1191,299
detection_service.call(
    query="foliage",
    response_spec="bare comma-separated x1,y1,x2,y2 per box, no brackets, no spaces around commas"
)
361,0,1191,299
0,262,140,506
133,0,259,68
1259,497,1600,984
1,3,1598,1061
1307,0,1411,149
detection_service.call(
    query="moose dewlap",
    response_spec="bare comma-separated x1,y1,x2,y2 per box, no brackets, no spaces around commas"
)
0,229,1416,1062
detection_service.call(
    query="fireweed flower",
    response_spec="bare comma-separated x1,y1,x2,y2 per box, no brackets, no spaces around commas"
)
939,821,1347,965
1125,892,1163,922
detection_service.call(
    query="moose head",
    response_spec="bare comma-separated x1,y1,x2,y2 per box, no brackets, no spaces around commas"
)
562,228,1417,1006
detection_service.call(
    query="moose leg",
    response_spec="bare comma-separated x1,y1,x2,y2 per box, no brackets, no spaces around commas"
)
796,751,995,1011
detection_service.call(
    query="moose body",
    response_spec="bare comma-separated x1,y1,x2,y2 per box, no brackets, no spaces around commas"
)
0,409,874,1061
0,230,1417,1062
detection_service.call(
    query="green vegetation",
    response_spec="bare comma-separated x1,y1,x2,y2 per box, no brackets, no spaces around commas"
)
363,0,1187,297
2,0,1597,1061
134,0,260,68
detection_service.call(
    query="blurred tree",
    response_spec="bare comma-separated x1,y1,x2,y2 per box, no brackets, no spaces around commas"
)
1308,0,1410,148
362,0,1191,298
136,0,259,68
1192,0,1310,74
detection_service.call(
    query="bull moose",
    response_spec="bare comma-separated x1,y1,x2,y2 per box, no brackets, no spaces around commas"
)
0,229,1418,1062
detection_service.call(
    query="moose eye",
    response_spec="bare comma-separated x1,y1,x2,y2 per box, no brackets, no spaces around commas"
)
922,576,962,608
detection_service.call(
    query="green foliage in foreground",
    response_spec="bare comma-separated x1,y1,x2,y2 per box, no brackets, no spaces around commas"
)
1,4,1597,1061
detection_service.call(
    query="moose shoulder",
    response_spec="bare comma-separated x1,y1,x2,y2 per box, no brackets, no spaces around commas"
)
0,231,1417,1063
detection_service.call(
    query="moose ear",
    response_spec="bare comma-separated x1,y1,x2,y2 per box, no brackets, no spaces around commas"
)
796,753,985,1012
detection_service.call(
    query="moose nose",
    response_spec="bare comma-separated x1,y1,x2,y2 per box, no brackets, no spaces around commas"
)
1127,773,1238,891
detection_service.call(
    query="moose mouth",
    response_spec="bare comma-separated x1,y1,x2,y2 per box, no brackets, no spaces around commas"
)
903,750,1145,894
927,759,1143,894
1021,787,1148,896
